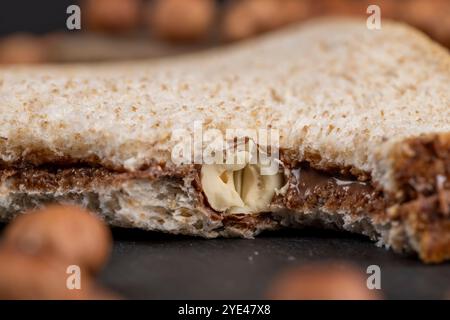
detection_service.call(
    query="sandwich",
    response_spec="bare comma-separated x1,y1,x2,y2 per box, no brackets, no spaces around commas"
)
0,19,449,263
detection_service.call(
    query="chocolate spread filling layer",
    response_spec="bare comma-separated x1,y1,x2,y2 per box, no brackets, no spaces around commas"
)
0,162,448,220
274,165,387,216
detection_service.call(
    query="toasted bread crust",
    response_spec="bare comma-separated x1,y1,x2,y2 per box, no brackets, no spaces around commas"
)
390,133,450,200
390,191,450,263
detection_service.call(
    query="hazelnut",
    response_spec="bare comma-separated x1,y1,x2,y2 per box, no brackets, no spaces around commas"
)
83,0,141,33
267,263,382,300
2,205,112,274
401,0,450,47
0,34,47,64
221,0,311,42
321,0,368,16
221,2,258,41
201,162,284,213
321,0,401,20
279,0,312,24
0,249,102,300
148,0,216,42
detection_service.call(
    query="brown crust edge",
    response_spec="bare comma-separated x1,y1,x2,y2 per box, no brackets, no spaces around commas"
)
388,190,450,263
390,132,450,200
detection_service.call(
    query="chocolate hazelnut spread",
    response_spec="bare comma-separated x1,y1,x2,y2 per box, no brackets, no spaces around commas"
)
0,161,447,221
275,165,386,216
1,158,449,263
0,161,387,218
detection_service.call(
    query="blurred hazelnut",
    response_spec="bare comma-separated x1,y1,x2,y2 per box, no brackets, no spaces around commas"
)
0,249,102,300
2,205,112,274
321,0,402,20
401,0,450,47
280,0,312,24
267,263,382,300
221,0,311,42
221,1,258,41
148,0,216,42
376,0,401,19
401,0,439,25
0,34,47,64
83,0,141,33
320,0,368,16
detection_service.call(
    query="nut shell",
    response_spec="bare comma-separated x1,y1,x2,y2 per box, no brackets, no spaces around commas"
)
0,249,96,300
267,263,382,300
2,205,112,274
149,0,216,41
83,0,141,33
0,34,47,64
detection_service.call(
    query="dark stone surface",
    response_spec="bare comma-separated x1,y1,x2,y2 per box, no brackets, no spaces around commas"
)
0,0,76,35
99,228,450,300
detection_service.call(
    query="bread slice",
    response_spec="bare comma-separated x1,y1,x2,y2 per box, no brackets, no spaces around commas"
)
0,19,449,262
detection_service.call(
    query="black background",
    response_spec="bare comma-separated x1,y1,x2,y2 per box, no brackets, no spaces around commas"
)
103,228,450,299
0,0,76,35
0,0,229,35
